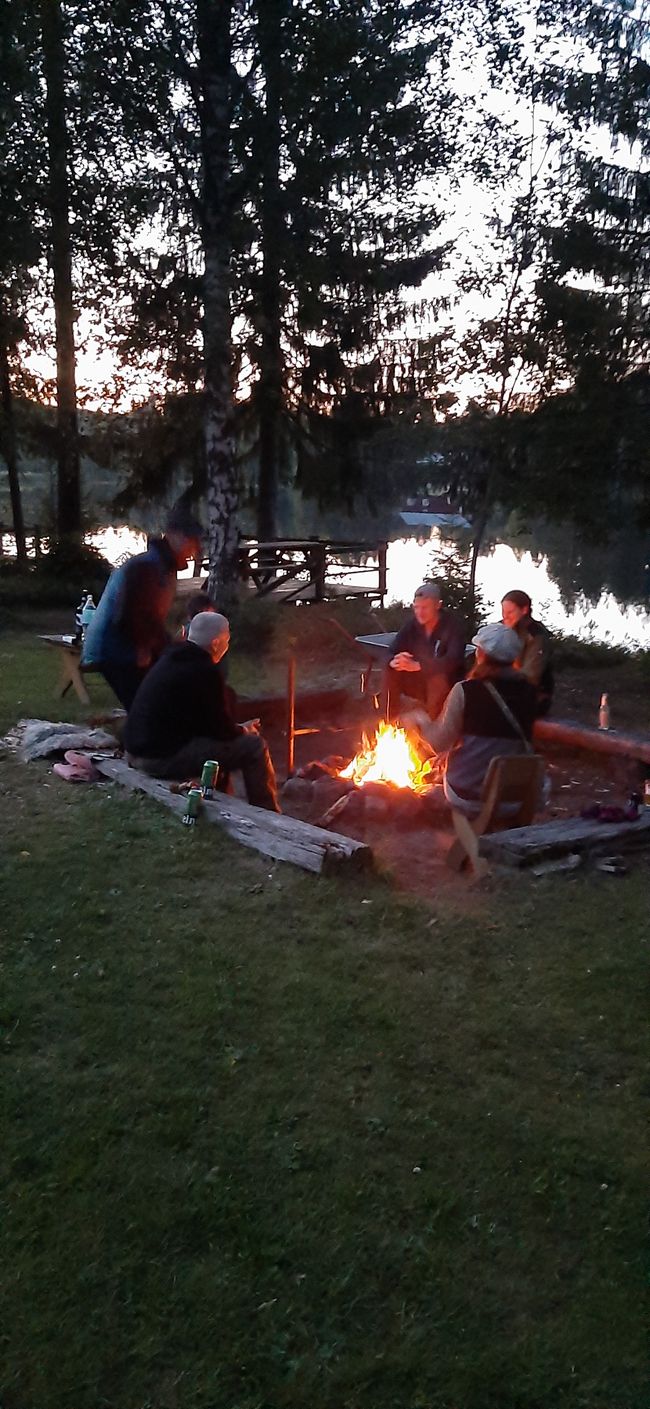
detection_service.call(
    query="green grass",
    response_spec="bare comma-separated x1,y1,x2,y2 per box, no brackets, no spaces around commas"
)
1,626,648,1409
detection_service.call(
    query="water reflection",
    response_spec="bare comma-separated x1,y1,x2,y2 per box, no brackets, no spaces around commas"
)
386,535,650,650
3,522,647,647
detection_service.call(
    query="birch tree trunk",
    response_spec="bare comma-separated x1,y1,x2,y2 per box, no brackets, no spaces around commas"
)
40,0,81,543
0,316,27,564
255,0,285,542
197,0,238,603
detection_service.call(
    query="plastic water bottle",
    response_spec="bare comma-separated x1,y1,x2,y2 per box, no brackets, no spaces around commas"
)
80,593,96,642
598,692,610,730
75,589,89,643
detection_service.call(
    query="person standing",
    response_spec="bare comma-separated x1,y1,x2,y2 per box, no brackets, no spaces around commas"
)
385,582,466,719
501,590,554,717
82,508,203,708
124,612,279,811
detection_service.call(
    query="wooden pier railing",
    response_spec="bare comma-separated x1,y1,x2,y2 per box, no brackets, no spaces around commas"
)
234,537,388,604
0,523,44,558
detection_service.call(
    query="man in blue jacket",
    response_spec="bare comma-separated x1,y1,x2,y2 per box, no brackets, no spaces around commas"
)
385,581,466,719
83,508,203,708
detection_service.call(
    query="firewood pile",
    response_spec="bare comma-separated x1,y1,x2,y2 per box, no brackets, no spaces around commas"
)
281,757,443,831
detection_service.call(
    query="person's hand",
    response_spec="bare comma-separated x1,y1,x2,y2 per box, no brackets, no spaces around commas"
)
391,652,421,672
241,717,261,734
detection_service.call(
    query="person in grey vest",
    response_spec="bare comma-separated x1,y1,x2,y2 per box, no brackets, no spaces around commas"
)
407,622,540,815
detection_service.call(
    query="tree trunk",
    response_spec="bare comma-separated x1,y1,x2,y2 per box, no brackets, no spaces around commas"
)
0,325,27,564
197,0,238,603
468,499,489,606
41,0,81,543
255,0,285,541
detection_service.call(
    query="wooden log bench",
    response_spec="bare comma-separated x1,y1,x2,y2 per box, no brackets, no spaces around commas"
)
38,634,101,706
479,809,650,868
95,757,373,876
534,717,650,765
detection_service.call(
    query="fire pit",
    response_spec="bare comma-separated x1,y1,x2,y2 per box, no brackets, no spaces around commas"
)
281,718,443,830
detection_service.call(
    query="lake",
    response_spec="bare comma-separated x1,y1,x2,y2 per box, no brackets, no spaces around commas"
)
3,522,649,649
85,525,649,650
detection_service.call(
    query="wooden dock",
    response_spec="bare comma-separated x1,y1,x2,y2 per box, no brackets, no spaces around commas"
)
235,538,387,604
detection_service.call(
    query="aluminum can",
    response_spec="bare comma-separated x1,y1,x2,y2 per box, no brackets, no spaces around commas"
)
182,787,202,826
200,760,219,798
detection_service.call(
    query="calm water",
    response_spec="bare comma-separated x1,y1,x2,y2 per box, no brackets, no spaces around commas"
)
385,536,650,650
3,523,649,649
89,525,647,649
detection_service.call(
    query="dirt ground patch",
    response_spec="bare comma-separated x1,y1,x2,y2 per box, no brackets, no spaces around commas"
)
263,685,649,902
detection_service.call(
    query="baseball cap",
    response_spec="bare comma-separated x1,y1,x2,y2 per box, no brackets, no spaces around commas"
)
471,623,521,664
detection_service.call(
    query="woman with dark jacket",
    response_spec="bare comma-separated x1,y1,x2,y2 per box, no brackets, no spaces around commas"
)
409,623,542,815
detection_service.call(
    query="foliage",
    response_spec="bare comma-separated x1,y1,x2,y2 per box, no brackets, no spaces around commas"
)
0,546,110,611
426,536,488,634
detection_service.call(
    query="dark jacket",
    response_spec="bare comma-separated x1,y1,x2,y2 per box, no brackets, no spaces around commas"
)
124,641,242,759
445,671,537,802
389,608,466,684
83,537,177,668
525,617,554,716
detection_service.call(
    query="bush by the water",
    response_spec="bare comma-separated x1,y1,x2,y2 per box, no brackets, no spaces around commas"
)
0,542,110,612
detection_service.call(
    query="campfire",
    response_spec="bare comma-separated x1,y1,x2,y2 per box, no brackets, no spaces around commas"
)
339,719,433,792
282,718,441,831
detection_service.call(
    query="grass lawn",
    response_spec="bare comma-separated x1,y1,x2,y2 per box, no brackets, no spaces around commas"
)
1,625,648,1409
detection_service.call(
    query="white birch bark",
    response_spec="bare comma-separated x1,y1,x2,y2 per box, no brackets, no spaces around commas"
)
197,0,238,602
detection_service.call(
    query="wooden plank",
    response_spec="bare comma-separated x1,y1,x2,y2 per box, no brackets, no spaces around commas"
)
534,716,650,764
479,809,650,867
95,757,373,876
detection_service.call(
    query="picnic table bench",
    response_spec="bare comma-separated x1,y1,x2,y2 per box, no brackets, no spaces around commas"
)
38,634,99,705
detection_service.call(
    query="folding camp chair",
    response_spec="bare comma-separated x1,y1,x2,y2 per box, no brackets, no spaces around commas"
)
446,754,545,878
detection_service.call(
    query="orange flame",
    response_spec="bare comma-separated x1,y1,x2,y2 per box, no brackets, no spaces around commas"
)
340,719,432,792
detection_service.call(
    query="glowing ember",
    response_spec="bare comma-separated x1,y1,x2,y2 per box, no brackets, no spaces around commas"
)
340,720,432,792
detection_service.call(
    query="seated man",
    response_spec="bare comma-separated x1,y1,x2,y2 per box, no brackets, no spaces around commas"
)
408,623,541,816
124,611,279,811
385,581,466,720
501,590,554,717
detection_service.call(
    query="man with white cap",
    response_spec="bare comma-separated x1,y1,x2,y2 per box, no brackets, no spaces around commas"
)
124,612,279,810
407,622,541,815
386,581,466,719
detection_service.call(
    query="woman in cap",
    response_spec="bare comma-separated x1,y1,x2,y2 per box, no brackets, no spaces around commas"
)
409,623,542,815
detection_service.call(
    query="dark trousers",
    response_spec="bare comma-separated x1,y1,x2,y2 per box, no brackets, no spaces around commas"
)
131,733,279,812
100,661,149,710
384,665,450,721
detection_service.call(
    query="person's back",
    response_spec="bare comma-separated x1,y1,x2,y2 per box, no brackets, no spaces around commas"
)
445,669,537,803
83,537,177,669
124,612,279,810
82,510,203,709
125,640,237,760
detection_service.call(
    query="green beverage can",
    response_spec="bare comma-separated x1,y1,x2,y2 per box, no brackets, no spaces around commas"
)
201,760,218,798
182,787,202,826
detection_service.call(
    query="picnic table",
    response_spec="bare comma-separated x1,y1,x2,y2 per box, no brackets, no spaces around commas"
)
38,634,98,705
